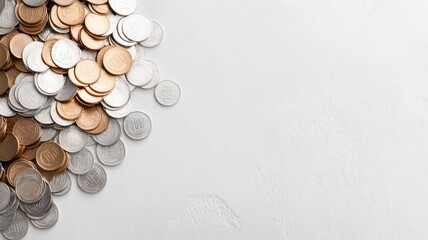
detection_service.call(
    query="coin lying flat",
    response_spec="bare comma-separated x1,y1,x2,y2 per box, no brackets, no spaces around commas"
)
96,139,126,166
155,80,181,106
77,163,106,194
51,39,81,69
92,118,121,146
31,203,58,229
140,21,164,48
0,182,10,212
1,209,29,240
68,147,94,174
123,111,152,140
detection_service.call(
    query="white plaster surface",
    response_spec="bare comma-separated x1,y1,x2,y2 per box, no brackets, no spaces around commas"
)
16,0,428,239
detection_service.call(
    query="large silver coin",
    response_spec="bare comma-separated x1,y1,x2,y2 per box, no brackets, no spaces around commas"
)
155,80,181,106
35,70,66,96
1,209,29,240
140,21,164,48
0,212,15,231
58,126,85,153
49,171,71,195
126,60,153,86
15,169,44,204
0,0,18,29
103,79,131,108
0,182,10,212
51,39,81,69
123,111,152,140
105,98,133,119
35,107,54,126
108,0,137,16
96,140,126,166
92,119,121,146
22,42,43,66
20,182,52,219
0,96,16,117
40,128,58,142
68,148,94,175
77,163,107,194
122,14,152,42
17,82,47,110
26,47,49,73
31,203,58,229
22,0,47,7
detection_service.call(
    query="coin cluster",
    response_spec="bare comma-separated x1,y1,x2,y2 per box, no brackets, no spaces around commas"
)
0,0,181,239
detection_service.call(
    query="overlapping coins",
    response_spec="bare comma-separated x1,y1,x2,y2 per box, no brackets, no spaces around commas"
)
0,0,181,239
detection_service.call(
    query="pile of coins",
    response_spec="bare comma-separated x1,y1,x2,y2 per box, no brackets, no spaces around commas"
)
0,0,181,239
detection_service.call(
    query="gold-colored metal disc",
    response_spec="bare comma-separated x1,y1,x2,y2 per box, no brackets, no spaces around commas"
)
57,1,85,26
9,33,33,59
76,106,103,131
56,98,84,120
17,3,46,25
0,133,20,162
0,71,8,96
102,46,132,75
36,141,65,172
0,43,10,69
68,67,86,87
84,13,109,36
89,68,116,94
74,59,101,84
12,118,42,146
42,39,59,68
76,88,103,105
79,28,106,51
7,160,36,187
91,3,111,15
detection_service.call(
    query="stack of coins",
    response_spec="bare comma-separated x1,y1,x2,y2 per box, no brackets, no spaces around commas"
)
0,0,181,239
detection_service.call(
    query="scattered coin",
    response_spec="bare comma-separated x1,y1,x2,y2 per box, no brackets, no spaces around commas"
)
77,163,107,194
123,111,152,140
155,80,181,106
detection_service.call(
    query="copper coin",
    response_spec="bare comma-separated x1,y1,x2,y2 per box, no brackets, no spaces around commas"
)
56,98,83,120
36,142,65,172
87,109,109,134
42,39,59,68
76,88,103,105
13,118,42,146
57,1,85,26
6,115,22,133
68,67,86,87
79,28,106,51
0,71,8,96
0,132,20,162
7,160,36,187
91,3,111,15
9,33,33,59
49,5,69,30
89,69,116,94
103,46,132,75
21,146,39,161
17,3,46,25
84,13,109,36
76,106,103,131
84,86,106,97
5,66,19,87
0,43,10,69
95,45,113,65
15,59,30,72
70,24,83,42
74,59,101,84
0,32,18,47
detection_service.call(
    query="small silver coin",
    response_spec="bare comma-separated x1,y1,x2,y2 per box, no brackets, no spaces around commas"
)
0,0,18,29
26,47,49,73
122,14,152,42
103,79,131,108
17,82,47,110
35,70,66,96
141,60,160,89
20,182,52,219
50,101,74,127
22,42,43,66
92,119,121,146
105,98,133,119
123,111,152,140
0,96,16,117
0,183,10,212
126,60,153,86
35,107,54,126
31,203,58,229
109,0,137,16
0,212,15,231
96,139,126,166
49,171,71,194
68,148,94,175
51,39,81,69
0,189,19,216
155,80,181,106
40,128,58,142
1,209,29,240
58,126,85,153
77,163,107,194
140,21,163,48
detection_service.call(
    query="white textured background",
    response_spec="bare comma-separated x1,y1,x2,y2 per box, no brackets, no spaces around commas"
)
23,0,428,239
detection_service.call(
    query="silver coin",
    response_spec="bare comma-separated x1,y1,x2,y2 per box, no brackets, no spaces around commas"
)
105,98,133,119
1,209,29,240
109,0,137,16
140,21,163,48
77,163,107,194
0,189,19,216
41,96,55,110
0,0,18,29
26,47,49,73
58,126,85,153
35,70,66,96
22,0,47,7
38,27,53,42
127,45,137,59
122,14,152,42
51,39,81,69
31,203,58,229
118,74,135,91
0,1,5,12
123,111,152,140
50,101,74,127
0,212,15,231
134,44,147,61
40,128,58,142
8,85,25,113
49,171,71,194
96,139,126,166
126,60,153,86
92,119,121,146
0,27,13,35
68,148,94,175
112,27,136,47
103,14,121,37
155,80,181,106
142,60,160,89
53,179,71,196
17,82,47,110
20,182,52,219
103,79,131,108
55,78,78,102
15,169,44,204
0,183,10,212
81,49,97,60
35,106,54,125
22,42,43,66
0,96,15,117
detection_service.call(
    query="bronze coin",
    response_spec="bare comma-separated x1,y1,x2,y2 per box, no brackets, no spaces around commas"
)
15,59,30,72
5,66,19,88
21,145,39,161
89,68,116,94
13,118,42,146
68,67,87,87
91,3,111,15
87,108,109,134
70,24,83,42
75,59,101,85
95,45,113,65
42,39,59,68
56,98,84,120
17,3,46,25
36,141,65,172
79,28,106,51
86,0,108,4
0,71,8,96
84,13,109,36
6,115,22,133
9,33,33,59
49,5,69,30
103,46,132,75
76,106,103,131
6,160,36,187
57,1,85,26
0,43,10,69
76,88,103,105
0,132,20,162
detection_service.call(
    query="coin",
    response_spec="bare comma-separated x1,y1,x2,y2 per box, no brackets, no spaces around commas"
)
108,0,137,16
0,0,18,29
22,0,47,7
123,111,152,140
51,39,81,69
103,78,130,108
102,46,132,75
55,78,78,102
0,212,15,231
6,160,37,187
17,82,47,110
74,59,101,85
0,182,10,211
155,80,181,106
140,21,163,48
56,98,83,120
49,171,70,194
122,14,152,42
85,13,109,36
92,118,121,146
0,132,19,162
15,169,44,203
20,181,52,219
35,69,66,96
68,147,93,174
77,163,106,194
58,126,85,153
57,1,85,26
1,209,29,240
96,139,125,166
76,106,103,131
36,142,65,172
126,60,153,87
31,203,58,229
9,33,33,59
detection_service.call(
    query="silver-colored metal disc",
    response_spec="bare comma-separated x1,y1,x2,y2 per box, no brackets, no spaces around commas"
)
22,0,47,7
140,21,164,48
20,182,52,219
141,60,160,89
17,82,47,110
51,39,81,69
92,119,121,146
26,47,49,73
77,163,107,194
40,128,58,142
103,79,131,108
35,70,66,96
0,212,15,231
96,140,126,166
0,96,15,117
81,50,97,61
123,111,152,140
55,78,78,102
30,203,58,229
126,60,153,86
68,148,94,175
0,182,10,212
0,1,5,13
0,189,19,217
35,106,54,125
109,0,137,16
105,98,133,119
49,171,71,194
58,126,85,153
22,42,43,66
15,169,44,204
155,80,181,106
50,101,74,127
1,209,29,240
0,0,18,29
122,14,152,42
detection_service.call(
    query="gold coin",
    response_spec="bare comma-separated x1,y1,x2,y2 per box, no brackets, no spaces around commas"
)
7,160,36,187
56,98,84,120
91,3,111,15
57,1,85,26
79,28,106,51
0,43,10,69
89,68,116,94
17,3,46,25
36,142,65,172
42,39,59,68
96,45,113,65
49,5,69,30
0,71,8,96
77,88,103,105
0,133,20,162
13,118,42,146
70,24,83,42
84,13,109,36
76,106,103,131
75,59,101,84
103,46,132,75
9,33,33,59
68,67,86,87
